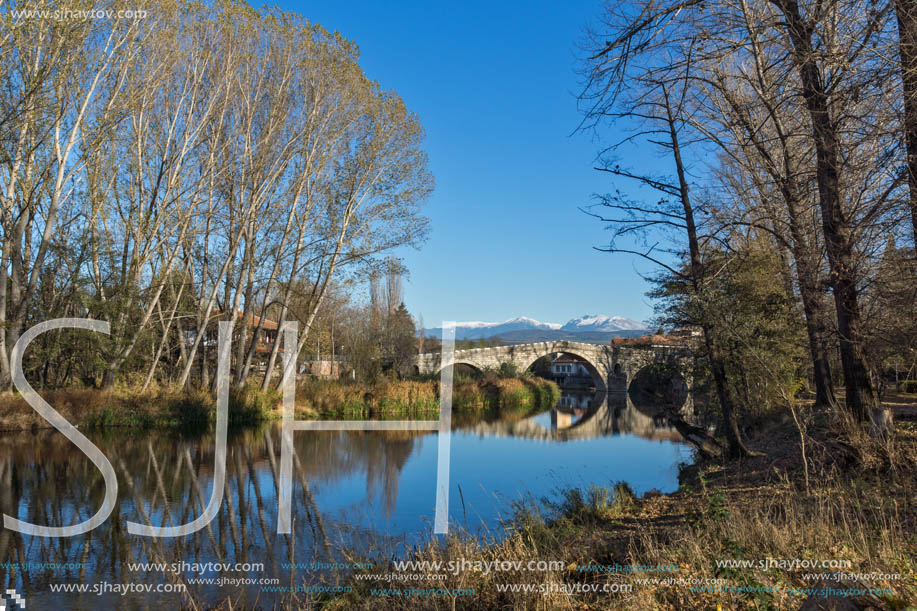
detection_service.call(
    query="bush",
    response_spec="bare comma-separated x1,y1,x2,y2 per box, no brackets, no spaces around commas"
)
296,378,439,416
546,481,637,522
498,362,520,378
168,392,212,426
228,386,279,423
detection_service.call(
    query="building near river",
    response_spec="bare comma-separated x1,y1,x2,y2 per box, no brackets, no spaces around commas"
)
551,355,590,377
550,355,595,388
178,311,284,378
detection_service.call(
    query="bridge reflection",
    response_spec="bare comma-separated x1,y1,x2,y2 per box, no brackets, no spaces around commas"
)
455,390,685,442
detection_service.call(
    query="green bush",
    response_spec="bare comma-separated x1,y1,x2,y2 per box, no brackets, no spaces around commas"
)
168,393,211,425
547,481,637,522
228,386,279,424
498,362,520,378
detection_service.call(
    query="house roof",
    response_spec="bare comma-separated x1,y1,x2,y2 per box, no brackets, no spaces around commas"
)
611,334,687,347
247,313,279,330
214,309,280,330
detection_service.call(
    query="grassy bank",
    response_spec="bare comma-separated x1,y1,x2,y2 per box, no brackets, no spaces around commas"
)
297,376,560,421
453,377,561,419
318,396,917,610
0,386,279,431
0,375,561,431
296,378,439,417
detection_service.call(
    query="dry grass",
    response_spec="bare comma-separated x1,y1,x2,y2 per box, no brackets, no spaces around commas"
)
305,398,917,610
618,476,915,609
296,379,439,416
296,376,560,421
324,531,579,611
601,398,917,609
453,377,560,416
0,388,110,431
0,386,279,430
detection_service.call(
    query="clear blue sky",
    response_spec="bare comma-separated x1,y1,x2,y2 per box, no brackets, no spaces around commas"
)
277,0,664,326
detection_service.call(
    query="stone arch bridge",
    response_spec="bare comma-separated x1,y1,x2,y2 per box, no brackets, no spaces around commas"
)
415,340,694,412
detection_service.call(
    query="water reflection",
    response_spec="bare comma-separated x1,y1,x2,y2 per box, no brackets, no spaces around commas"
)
0,390,692,608
530,391,593,429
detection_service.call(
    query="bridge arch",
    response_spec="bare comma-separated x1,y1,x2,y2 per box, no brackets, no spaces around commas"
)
434,359,484,375
518,349,608,393
453,361,484,375
627,361,691,416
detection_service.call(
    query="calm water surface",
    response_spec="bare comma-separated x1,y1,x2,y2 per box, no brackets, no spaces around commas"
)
0,391,692,608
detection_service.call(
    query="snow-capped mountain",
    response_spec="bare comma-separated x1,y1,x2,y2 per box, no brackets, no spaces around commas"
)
424,315,649,343
425,317,560,340
560,314,649,333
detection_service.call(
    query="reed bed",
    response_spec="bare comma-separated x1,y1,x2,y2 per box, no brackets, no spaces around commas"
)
0,386,278,430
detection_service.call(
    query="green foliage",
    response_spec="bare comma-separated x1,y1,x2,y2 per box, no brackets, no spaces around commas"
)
228,387,279,424
381,302,417,378
650,239,807,421
452,377,559,418
706,488,730,523
76,387,278,430
870,238,917,392
168,393,212,426
298,378,438,417
545,481,637,523
498,361,520,378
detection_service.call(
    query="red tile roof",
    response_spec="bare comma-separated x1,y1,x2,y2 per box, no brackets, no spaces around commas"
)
611,334,688,347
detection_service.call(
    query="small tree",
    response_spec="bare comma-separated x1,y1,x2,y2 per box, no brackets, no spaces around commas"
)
382,303,417,378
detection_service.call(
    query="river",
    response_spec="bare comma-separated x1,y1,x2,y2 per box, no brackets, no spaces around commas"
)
0,390,691,608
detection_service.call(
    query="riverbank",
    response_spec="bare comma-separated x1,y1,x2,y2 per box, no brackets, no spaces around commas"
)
298,376,560,421
0,386,278,431
0,376,560,431
322,394,917,610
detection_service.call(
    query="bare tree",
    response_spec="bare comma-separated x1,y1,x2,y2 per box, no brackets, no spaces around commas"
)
682,11,840,409
895,0,917,242
766,0,897,423
579,1,755,456
0,0,148,390
0,2,432,392
580,0,906,436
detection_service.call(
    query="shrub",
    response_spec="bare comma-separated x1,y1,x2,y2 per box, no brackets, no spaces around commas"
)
168,392,212,425
498,362,520,378
228,386,279,423
546,481,637,522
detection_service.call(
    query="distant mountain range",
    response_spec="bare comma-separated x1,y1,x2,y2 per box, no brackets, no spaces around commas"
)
560,314,649,332
423,315,650,344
